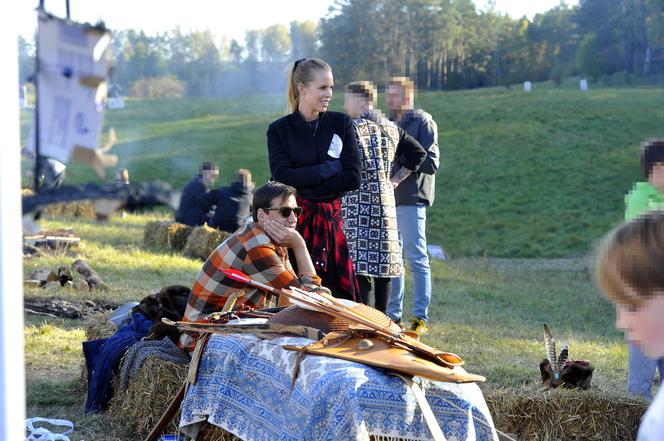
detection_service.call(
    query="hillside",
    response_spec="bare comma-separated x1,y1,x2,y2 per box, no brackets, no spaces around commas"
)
20,83,664,257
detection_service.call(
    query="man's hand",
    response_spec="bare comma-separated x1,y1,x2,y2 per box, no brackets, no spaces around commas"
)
262,218,305,248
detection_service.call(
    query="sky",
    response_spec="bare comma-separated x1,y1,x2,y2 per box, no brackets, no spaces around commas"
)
16,0,578,42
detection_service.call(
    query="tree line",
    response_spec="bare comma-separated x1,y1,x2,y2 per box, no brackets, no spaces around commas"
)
17,0,664,97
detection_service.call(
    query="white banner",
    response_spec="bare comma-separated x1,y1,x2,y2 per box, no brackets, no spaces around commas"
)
27,14,112,164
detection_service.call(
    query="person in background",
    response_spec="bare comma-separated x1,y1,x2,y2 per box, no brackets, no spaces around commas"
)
114,168,130,218
385,76,440,335
341,81,426,311
175,162,220,227
208,168,255,233
267,58,362,301
595,211,664,440
115,168,130,186
178,181,324,352
623,138,664,400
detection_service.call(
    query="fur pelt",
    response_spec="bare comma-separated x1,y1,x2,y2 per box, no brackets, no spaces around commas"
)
133,285,190,343
540,358,594,389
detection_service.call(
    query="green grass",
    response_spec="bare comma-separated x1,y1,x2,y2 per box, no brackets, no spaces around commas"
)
24,213,201,304
20,85,664,257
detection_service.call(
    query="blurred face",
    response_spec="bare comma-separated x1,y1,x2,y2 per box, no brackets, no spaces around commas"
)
202,168,219,186
649,162,664,192
343,93,366,118
259,194,299,229
298,69,333,115
615,291,664,358
386,85,406,113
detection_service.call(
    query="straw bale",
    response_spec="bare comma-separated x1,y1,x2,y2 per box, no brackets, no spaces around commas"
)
485,388,648,441
42,201,96,219
198,426,242,441
144,221,173,248
167,223,194,252
22,188,95,219
108,356,188,437
183,225,230,260
84,313,116,341
80,313,116,391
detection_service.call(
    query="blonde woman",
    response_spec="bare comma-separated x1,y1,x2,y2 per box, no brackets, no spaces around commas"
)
267,58,361,301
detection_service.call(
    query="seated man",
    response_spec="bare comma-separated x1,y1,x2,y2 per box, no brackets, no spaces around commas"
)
175,162,220,226
208,168,254,233
178,181,321,352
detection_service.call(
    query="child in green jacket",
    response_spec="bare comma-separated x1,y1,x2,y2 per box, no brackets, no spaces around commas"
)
623,139,664,399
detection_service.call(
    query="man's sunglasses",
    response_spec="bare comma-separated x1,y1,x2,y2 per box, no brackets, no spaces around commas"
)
263,206,303,217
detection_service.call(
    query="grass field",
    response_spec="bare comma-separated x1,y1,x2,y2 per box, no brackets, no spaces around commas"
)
20,83,662,439
21,81,664,257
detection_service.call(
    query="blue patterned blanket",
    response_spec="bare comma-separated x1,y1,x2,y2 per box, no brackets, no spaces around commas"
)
179,334,498,441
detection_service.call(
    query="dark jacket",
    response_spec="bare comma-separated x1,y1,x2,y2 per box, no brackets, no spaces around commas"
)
392,109,440,206
175,175,216,226
208,181,253,233
83,312,152,412
267,110,361,201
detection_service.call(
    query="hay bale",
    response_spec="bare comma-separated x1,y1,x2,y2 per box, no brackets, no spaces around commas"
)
80,314,117,392
42,200,96,219
143,221,173,248
22,188,94,218
199,426,242,441
84,313,116,341
485,388,648,441
183,225,230,260
108,357,188,437
167,223,194,252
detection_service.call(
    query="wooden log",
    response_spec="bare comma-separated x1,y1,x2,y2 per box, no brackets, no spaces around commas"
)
72,259,109,291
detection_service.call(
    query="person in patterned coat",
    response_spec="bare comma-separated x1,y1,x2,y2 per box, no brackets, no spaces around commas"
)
341,81,426,311
178,181,323,352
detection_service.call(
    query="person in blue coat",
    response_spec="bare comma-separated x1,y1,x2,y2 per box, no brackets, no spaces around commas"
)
208,168,255,233
175,162,220,226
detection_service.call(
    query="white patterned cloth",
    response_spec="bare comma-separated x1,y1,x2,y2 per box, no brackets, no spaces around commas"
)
341,114,403,278
179,334,499,441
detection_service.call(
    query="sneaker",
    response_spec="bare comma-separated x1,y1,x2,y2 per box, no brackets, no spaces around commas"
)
410,317,428,335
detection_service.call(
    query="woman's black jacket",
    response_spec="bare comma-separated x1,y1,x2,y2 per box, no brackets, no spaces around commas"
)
267,110,361,202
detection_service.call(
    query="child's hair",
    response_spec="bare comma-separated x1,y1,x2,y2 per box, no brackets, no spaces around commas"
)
346,81,376,107
640,138,664,180
286,58,332,113
595,210,664,306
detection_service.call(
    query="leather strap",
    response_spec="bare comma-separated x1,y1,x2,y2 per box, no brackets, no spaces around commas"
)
394,374,447,441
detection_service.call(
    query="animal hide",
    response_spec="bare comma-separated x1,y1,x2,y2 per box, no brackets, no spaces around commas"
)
133,284,190,343
540,358,594,389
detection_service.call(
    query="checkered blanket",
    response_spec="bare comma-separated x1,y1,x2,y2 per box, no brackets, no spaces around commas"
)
179,334,498,441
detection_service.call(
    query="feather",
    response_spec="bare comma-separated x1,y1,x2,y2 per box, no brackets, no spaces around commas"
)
557,345,569,370
539,359,554,386
543,324,557,369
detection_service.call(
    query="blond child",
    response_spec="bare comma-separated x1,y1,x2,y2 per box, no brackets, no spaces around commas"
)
595,210,664,439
